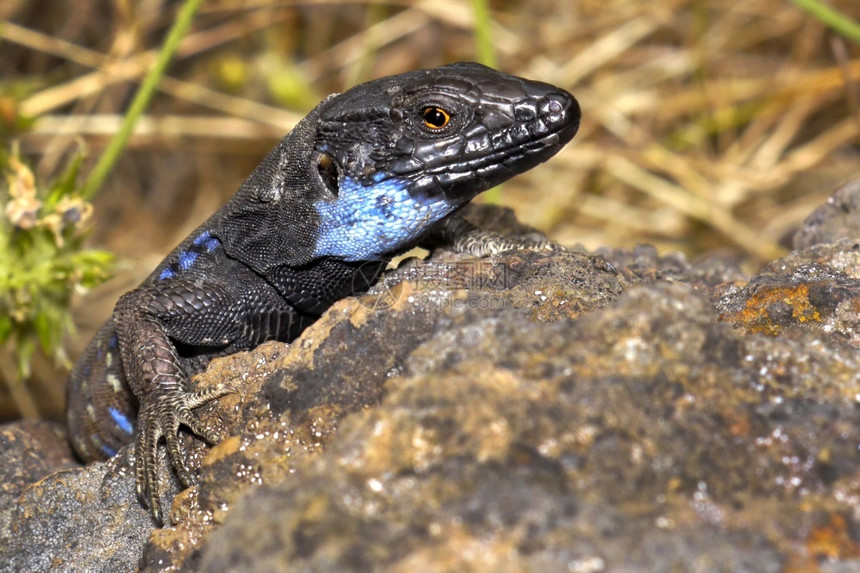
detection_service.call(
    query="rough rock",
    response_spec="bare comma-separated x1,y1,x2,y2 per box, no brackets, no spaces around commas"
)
2,189,860,571
0,420,76,539
793,179,860,250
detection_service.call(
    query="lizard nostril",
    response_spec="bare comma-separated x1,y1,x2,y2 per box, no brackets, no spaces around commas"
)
539,93,570,117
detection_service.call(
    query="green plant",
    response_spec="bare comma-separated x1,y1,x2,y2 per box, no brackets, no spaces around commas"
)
0,143,113,414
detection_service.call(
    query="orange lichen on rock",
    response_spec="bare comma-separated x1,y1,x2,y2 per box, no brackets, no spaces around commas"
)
808,514,860,562
720,283,821,336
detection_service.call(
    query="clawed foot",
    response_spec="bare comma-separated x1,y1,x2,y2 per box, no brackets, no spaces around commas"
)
134,385,232,524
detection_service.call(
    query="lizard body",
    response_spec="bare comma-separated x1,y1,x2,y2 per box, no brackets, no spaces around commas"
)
66,62,580,522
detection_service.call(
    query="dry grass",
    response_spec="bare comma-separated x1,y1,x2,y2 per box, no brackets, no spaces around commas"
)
1,0,858,418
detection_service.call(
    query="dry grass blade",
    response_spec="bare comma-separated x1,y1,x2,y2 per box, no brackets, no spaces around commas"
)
8,7,294,118
606,154,782,260
26,114,290,142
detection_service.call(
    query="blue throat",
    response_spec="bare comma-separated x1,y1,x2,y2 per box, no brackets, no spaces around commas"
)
312,176,457,261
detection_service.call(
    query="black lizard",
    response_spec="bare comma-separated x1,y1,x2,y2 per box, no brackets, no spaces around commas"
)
66,62,580,523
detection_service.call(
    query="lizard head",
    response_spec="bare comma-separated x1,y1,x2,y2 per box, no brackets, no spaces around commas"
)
313,61,580,202
307,62,580,260
221,63,580,266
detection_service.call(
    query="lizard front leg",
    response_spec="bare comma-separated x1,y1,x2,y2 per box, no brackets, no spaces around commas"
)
113,282,240,523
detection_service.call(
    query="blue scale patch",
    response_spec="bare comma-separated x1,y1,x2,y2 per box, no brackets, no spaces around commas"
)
312,177,456,261
100,443,117,457
157,231,223,281
178,250,199,270
193,230,212,245
193,230,222,252
108,406,134,434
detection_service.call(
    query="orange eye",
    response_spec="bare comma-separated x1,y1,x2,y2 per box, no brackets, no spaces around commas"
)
422,107,450,129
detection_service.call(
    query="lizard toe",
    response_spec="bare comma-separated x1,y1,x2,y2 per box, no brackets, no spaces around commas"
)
180,411,227,446
183,384,235,410
164,415,196,488
134,407,164,524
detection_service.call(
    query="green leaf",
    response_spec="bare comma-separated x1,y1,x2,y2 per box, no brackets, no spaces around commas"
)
0,315,11,343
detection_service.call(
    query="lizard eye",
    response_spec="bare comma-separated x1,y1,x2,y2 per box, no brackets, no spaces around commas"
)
422,106,450,130
316,152,339,197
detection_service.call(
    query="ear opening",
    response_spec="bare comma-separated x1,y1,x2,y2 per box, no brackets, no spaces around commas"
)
316,152,339,197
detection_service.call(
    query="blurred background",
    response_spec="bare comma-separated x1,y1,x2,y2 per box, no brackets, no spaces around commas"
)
1,0,858,422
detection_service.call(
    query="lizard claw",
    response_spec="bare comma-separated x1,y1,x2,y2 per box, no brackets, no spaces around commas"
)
133,385,233,524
